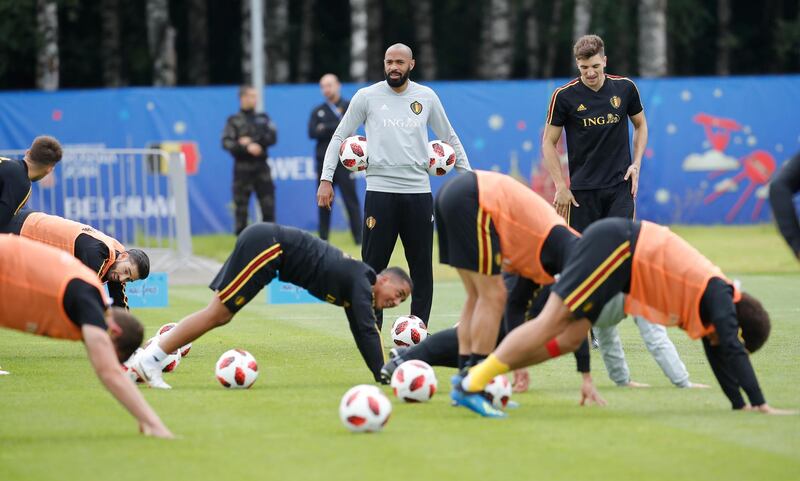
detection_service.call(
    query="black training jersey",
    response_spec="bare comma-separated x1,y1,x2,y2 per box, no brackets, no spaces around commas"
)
0,158,31,230
274,225,384,380
546,75,643,190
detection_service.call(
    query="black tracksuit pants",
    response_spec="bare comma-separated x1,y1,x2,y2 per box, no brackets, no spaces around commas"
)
362,191,433,329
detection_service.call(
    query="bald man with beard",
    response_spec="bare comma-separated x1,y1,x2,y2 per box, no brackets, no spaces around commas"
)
316,44,471,331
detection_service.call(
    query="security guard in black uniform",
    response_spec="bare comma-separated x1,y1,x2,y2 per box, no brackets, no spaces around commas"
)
222,86,278,235
308,74,362,244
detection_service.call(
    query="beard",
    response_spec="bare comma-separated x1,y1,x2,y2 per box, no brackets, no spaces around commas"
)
384,69,410,88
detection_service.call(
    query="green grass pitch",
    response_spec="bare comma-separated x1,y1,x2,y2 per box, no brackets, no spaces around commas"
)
1,226,798,480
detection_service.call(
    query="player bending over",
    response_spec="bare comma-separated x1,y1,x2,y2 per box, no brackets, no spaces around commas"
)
0,235,172,437
458,218,794,417
7,209,149,308
133,222,412,389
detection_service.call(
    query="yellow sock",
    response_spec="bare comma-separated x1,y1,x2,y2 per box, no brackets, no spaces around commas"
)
465,354,510,392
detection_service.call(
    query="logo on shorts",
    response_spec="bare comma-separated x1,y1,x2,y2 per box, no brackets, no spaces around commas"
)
234,295,246,307
366,216,377,230
610,96,622,109
494,253,502,267
325,294,337,304
410,101,423,115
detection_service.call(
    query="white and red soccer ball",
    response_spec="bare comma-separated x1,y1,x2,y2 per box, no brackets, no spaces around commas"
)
485,374,512,409
339,136,369,172
142,336,182,373
391,315,428,347
427,140,456,176
215,349,259,389
338,384,392,433
390,360,437,403
157,322,192,357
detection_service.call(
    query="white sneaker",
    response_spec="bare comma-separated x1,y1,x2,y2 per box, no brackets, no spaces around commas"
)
0,366,9,375
131,353,172,390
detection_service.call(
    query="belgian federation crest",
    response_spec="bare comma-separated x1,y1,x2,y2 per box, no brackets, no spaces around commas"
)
366,216,377,229
610,96,622,109
410,101,423,115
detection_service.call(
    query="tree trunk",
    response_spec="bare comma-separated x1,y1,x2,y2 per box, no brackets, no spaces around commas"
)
266,0,290,83
521,0,540,77
187,0,209,84
542,0,563,78
366,0,383,81
297,0,315,83
715,0,731,75
572,0,592,42
242,0,251,82
146,0,177,86
412,0,436,80
638,0,668,77
100,0,122,87
36,0,59,91
350,0,368,82
487,0,513,79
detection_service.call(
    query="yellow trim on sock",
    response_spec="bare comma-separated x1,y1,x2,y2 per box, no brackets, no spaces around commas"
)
465,354,510,392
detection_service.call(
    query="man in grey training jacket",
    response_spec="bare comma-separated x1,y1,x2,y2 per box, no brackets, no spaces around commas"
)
316,43,471,329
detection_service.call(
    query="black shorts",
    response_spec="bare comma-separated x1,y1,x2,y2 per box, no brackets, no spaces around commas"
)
568,180,635,233
435,171,501,275
552,218,640,323
209,223,283,313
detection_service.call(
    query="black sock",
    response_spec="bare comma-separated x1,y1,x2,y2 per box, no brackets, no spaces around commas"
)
458,354,470,371
469,353,488,368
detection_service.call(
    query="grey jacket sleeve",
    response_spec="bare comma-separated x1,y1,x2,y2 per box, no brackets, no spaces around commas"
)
321,91,367,182
428,92,471,173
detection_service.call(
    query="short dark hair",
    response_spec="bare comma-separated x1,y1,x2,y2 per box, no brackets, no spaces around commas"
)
381,266,413,292
127,248,150,280
573,34,605,60
239,85,255,97
28,135,62,167
736,292,771,353
110,307,144,362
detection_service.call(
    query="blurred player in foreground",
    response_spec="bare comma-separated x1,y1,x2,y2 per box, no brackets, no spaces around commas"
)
769,152,800,260
0,235,173,438
132,222,411,389
459,218,795,417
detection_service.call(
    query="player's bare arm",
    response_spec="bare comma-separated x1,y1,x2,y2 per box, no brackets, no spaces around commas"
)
542,124,578,219
625,111,648,198
82,324,173,438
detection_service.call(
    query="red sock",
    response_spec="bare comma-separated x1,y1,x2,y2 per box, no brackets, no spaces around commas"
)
545,338,562,358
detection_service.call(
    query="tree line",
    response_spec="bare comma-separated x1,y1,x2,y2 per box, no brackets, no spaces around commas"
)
2,0,798,91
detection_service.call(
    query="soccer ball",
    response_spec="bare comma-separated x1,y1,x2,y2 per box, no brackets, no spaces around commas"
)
426,140,456,176
339,136,368,172
143,336,181,373
391,315,428,347
485,374,512,409
339,384,392,432
157,322,192,357
390,360,437,403
215,349,259,389
122,348,144,383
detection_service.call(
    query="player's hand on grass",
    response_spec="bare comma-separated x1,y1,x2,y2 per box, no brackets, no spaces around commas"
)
512,369,529,393
623,380,650,388
553,187,578,220
246,143,263,156
624,164,640,198
317,180,334,210
751,404,798,415
140,421,175,439
580,375,606,406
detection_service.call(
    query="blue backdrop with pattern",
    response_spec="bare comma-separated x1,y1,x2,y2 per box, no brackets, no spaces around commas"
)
0,75,797,236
